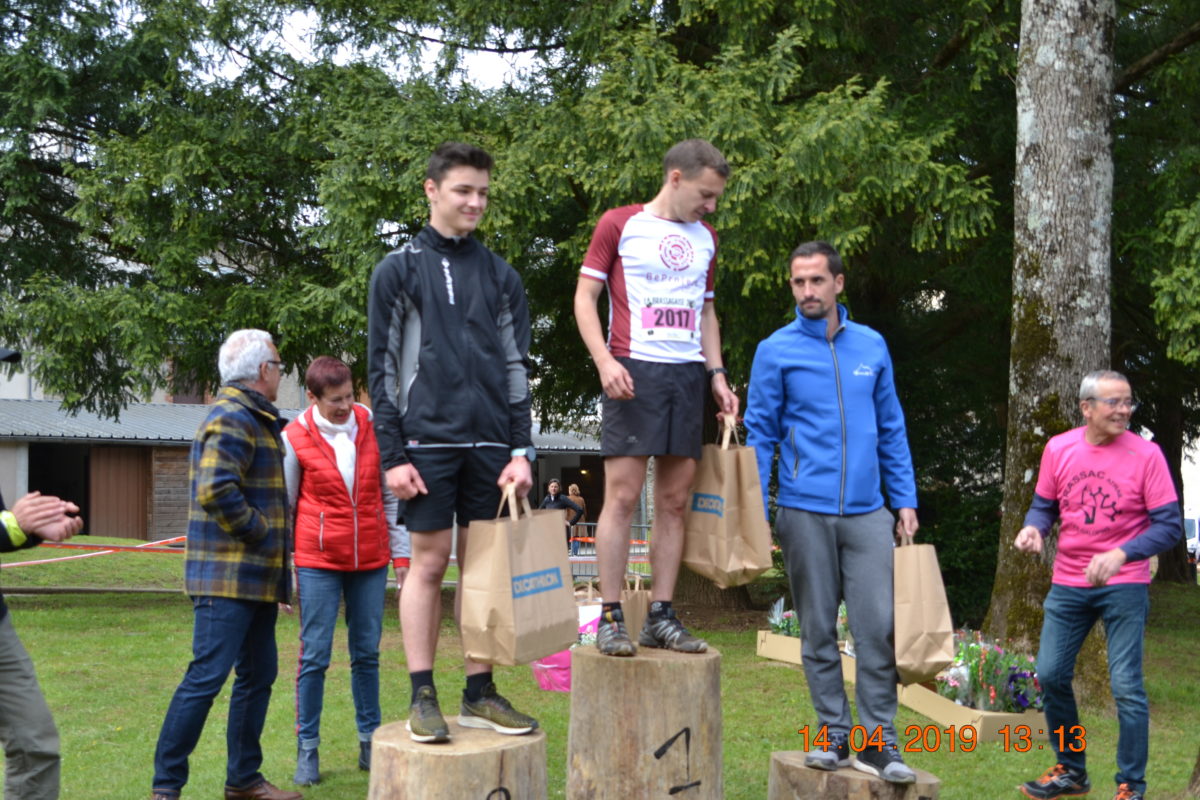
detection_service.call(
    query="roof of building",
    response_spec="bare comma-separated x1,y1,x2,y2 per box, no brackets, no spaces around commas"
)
0,399,600,451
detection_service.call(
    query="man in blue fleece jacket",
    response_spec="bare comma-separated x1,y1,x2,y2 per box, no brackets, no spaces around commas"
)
744,241,918,784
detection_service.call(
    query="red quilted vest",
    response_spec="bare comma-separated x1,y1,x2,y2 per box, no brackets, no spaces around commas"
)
286,404,389,571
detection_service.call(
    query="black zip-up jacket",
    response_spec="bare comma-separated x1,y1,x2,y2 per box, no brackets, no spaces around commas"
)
367,225,533,470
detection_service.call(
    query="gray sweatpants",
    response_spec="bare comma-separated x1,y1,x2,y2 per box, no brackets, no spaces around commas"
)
0,613,61,799
776,506,899,743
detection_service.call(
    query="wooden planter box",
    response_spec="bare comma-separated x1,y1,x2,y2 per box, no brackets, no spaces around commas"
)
758,631,1041,742
897,682,1043,743
756,631,855,682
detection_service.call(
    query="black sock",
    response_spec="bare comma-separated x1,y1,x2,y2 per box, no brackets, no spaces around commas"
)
649,600,672,619
409,670,434,705
464,672,493,703
601,601,623,622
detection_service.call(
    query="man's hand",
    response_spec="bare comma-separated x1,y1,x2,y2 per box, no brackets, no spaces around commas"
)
497,458,534,498
597,356,635,400
896,507,919,539
386,464,427,501
1085,547,1128,587
711,374,739,418
11,492,84,542
1014,525,1043,554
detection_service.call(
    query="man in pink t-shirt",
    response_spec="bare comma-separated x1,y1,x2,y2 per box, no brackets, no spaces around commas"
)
1014,371,1180,800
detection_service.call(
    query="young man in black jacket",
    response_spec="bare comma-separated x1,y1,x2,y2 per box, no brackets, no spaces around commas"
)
367,143,537,744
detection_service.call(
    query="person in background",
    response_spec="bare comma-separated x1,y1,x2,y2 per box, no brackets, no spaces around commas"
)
151,329,300,800
282,356,411,785
568,483,588,556
0,344,84,800
1014,371,1179,800
539,479,583,555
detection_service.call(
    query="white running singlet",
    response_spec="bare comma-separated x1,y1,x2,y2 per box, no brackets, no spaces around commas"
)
579,204,717,364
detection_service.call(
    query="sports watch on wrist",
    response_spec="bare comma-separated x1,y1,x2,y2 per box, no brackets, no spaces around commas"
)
510,446,537,462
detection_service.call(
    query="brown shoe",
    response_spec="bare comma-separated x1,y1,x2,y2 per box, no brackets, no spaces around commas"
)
223,779,303,800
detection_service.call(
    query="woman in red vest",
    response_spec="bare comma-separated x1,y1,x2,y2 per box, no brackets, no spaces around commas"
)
282,356,410,786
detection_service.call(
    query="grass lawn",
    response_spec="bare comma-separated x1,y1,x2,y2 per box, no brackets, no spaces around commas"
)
3,538,1199,799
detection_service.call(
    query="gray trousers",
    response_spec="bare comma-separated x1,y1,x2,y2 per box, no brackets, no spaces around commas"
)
0,613,60,799
776,506,899,743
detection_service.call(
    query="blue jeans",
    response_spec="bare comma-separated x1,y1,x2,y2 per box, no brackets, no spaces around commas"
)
1037,583,1150,793
295,566,387,746
152,597,278,796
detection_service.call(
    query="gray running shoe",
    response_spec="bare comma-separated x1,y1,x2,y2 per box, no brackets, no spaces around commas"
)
804,732,850,771
597,608,637,656
406,685,450,743
638,607,708,653
458,682,538,735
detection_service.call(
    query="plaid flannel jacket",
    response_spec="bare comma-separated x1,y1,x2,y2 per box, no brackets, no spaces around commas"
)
184,383,291,603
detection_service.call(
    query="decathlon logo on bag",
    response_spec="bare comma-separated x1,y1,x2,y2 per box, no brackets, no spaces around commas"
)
511,567,564,598
691,493,724,517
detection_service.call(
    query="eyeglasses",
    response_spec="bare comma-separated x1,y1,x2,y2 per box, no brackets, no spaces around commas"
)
264,360,283,370
1087,397,1138,412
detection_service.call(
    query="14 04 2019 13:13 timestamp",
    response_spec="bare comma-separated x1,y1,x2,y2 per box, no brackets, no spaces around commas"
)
795,724,1087,754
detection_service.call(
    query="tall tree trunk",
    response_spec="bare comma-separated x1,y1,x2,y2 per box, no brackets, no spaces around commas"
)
985,0,1115,709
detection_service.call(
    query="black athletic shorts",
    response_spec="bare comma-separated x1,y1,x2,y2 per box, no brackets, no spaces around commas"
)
403,446,509,531
600,357,706,460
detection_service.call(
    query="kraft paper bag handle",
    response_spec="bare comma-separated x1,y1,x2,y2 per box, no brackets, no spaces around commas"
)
718,413,740,449
493,481,533,521
625,574,644,591
897,532,916,547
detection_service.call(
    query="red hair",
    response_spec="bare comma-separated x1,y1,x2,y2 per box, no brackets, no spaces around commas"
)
304,356,352,398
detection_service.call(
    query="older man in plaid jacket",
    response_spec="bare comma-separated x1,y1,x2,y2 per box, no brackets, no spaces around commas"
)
151,330,302,800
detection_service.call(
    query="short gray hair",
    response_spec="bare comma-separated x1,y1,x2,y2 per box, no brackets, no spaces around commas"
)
219,329,275,384
1078,370,1129,401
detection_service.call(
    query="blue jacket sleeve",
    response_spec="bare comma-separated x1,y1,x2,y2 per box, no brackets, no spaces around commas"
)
1121,502,1183,561
744,340,784,520
872,343,918,509
1022,492,1060,535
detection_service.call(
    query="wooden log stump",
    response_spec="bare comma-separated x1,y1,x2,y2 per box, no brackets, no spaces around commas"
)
368,718,547,800
567,645,722,799
768,751,940,800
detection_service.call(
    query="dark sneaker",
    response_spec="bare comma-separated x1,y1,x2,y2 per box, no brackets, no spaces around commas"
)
598,608,636,657
358,740,371,771
458,682,538,735
854,742,916,784
406,685,450,743
804,732,850,771
1112,784,1142,800
1019,764,1091,799
638,607,708,653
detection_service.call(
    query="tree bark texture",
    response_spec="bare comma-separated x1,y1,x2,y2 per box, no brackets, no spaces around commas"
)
986,0,1115,660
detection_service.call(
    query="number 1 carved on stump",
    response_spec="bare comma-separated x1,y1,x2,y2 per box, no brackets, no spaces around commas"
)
654,727,701,795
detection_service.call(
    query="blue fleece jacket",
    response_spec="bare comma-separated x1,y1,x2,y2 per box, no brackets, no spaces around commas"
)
744,304,917,517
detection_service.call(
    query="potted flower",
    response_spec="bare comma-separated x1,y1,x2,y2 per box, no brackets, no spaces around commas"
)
756,598,855,680
896,629,1044,741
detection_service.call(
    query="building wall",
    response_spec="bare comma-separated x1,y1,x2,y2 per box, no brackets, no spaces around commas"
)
0,442,29,504
150,447,191,541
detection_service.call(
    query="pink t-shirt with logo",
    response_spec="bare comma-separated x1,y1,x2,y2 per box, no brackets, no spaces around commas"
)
1035,427,1177,587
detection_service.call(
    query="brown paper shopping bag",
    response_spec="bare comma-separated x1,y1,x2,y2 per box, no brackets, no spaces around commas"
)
893,534,955,685
620,574,651,636
460,484,580,665
682,415,773,589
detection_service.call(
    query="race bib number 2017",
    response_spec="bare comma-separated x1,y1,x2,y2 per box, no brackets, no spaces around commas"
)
640,306,696,340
